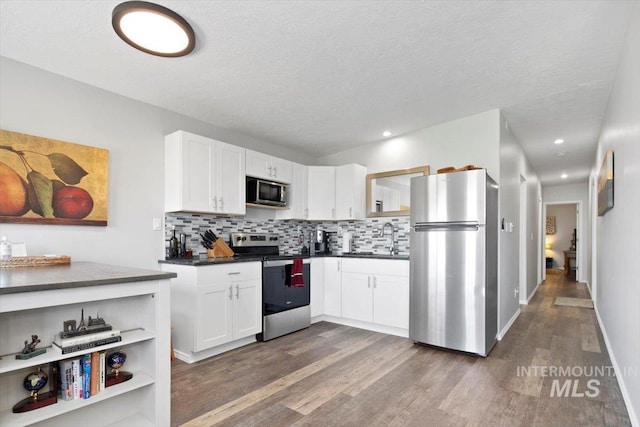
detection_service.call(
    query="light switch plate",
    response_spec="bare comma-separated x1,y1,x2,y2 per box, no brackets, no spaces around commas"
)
152,218,162,231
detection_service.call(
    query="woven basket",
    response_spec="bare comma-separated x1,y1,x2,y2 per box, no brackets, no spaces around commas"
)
0,255,71,269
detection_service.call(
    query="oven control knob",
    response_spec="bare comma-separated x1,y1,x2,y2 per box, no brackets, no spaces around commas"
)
270,236,278,241
236,236,242,242
242,236,247,241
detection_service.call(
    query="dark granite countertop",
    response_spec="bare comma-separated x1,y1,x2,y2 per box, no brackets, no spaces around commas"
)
158,256,265,266
158,253,408,266
0,262,176,295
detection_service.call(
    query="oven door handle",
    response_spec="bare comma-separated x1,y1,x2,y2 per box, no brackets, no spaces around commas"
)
263,259,311,267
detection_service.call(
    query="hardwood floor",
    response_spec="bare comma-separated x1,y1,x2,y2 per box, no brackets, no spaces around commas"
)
171,273,631,426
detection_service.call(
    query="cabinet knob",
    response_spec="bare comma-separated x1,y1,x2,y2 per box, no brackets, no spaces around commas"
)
220,197,224,210
349,207,352,218
235,284,240,298
273,166,277,177
228,285,233,300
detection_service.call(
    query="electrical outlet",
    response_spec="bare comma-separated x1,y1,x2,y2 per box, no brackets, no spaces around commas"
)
514,288,519,298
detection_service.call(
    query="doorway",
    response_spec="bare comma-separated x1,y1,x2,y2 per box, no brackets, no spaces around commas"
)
544,202,579,282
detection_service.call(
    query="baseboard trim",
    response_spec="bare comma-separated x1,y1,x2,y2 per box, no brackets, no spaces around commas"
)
527,282,540,303
322,315,409,338
173,336,256,364
594,306,639,427
497,308,521,341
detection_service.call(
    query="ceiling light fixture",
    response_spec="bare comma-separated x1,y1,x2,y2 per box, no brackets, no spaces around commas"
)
382,131,392,137
112,1,195,57
556,151,568,158
561,173,568,179
554,139,564,145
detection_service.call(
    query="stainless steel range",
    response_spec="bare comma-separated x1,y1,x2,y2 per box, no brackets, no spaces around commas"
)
230,232,311,341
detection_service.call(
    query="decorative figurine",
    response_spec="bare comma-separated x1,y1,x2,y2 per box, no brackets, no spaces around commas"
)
60,309,112,339
106,350,133,387
15,335,46,360
12,365,58,413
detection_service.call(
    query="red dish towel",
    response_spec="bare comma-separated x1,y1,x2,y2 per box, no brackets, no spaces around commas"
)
290,258,305,288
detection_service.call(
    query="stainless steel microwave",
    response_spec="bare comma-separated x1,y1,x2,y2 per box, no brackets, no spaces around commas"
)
246,177,287,206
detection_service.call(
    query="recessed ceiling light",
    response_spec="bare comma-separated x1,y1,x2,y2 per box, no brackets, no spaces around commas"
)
112,1,195,57
561,173,568,179
554,139,564,145
556,151,567,157
382,131,392,137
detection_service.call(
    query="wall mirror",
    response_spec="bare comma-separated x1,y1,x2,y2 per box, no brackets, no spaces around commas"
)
366,166,430,217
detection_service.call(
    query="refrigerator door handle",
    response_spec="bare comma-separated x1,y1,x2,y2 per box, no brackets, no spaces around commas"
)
413,222,480,232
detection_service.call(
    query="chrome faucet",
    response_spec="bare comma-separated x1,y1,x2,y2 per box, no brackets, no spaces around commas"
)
380,222,396,256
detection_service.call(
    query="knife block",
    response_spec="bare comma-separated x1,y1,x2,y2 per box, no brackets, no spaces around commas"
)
207,238,234,258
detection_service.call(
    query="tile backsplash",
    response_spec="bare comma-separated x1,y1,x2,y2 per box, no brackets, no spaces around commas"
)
165,213,410,257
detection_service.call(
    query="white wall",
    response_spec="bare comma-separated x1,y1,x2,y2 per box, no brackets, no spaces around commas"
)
542,183,589,283
591,5,639,425
0,57,314,269
317,109,501,179
545,204,577,269
499,113,541,326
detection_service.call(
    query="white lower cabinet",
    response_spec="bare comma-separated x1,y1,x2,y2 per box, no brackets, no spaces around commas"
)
161,262,261,362
340,259,409,330
310,258,325,317
323,258,342,317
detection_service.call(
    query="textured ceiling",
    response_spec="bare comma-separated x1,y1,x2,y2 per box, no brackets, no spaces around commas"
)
0,1,634,185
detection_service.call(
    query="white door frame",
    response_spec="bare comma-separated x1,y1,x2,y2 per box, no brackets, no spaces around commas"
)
542,200,583,282
519,175,527,303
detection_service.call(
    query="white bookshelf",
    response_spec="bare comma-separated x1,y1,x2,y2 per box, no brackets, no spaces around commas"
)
0,268,171,427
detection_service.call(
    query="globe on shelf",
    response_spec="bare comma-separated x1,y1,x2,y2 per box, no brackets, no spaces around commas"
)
12,366,57,413
23,368,48,396
107,350,127,372
106,349,133,387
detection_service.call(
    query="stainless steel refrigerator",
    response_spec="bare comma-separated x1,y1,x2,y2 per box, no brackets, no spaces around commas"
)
409,169,498,356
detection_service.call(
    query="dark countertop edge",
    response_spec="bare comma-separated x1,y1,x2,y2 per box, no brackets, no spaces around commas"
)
158,254,409,266
0,262,177,295
2,272,177,295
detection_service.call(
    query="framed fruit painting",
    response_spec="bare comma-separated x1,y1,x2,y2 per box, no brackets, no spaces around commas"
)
0,129,108,226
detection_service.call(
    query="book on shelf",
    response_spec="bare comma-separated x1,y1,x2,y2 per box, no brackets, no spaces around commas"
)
54,329,121,347
52,335,122,354
58,359,74,401
72,358,80,399
99,351,106,392
90,351,100,396
82,354,91,399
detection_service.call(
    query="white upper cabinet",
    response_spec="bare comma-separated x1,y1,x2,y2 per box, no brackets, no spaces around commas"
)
165,131,246,215
307,164,366,221
307,166,337,220
335,164,367,220
276,162,308,220
246,149,293,184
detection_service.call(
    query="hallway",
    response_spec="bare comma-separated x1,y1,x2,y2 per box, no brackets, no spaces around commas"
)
171,273,631,426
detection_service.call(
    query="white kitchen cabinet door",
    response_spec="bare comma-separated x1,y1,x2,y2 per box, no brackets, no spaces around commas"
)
307,166,336,220
195,283,233,351
245,149,272,180
276,162,308,220
165,131,216,213
310,258,325,317
341,272,373,322
335,164,367,220
271,156,293,184
165,131,245,215
232,277,261,339
373,274,409,329
217,141,246,215
324,257,342,316
246,150,293,184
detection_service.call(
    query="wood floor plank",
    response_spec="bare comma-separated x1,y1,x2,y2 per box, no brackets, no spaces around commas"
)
180,333,385,426
581,322,602,353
